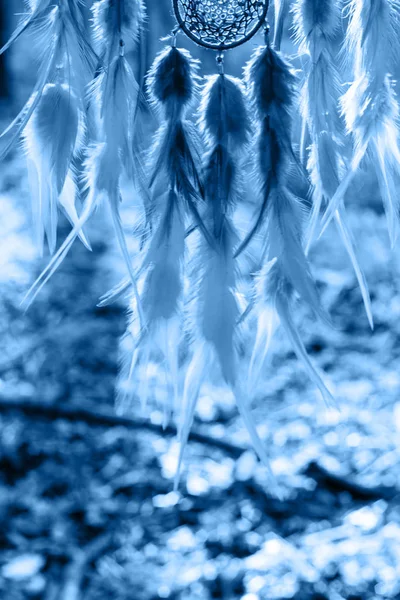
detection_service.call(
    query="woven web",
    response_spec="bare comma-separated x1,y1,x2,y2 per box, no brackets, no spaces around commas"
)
175,0,267,49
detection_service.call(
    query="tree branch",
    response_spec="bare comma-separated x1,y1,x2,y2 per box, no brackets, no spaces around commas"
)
60,534,112,600
303,461,398,501
0,397,245,458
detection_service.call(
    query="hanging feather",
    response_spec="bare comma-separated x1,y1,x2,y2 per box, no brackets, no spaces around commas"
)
22,0,146,320
23,81,87,254
146,46,211,242
293,0,373,329
0,0,96,259
120,45,207,423
0,0,53,56
236,44,295,256
0,0,95,162
320,0,400,247
175,70,275,489
243,43,334,406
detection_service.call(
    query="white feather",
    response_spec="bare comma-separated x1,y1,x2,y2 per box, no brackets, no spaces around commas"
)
82,37,144,319
1,0,95,264
22,143,117,307
58,174,91,250
274,281,335,407
124,194,185,414
293,0,373,327
23,82,85,254
23,14,143,310
269,185,329,322
245,43,333,404
174,342,210,489
321,0,400,246
247,295,278,391
0,6,60,162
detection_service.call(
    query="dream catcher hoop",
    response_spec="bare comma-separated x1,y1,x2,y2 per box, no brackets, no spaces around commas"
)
172,0,269,50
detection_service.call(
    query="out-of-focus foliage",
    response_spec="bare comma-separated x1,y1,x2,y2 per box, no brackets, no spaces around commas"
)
1,2,400,600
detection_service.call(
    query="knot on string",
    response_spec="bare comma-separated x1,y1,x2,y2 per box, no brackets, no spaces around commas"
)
216,52,224,74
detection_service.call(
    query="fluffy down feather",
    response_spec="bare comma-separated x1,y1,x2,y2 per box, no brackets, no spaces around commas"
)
244,43,333,404
176,73,275,487
92,0,145,59
148,46,196,114
119,46,205,424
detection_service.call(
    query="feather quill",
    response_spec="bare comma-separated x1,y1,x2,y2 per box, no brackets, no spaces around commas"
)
293,0,373,328
244,44,334,405
273,0,291,49
175,72,274,488
320,0,400,246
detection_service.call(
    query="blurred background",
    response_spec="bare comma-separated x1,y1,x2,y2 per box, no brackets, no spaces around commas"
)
1,1,400,599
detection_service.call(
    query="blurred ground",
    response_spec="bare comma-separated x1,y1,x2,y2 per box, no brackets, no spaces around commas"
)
1,124,400,600
1,3,400,600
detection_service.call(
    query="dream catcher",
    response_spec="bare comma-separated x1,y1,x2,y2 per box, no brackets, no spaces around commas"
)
2,0,400,490
172,0,268,49
120,0,280,486
121,0,331,487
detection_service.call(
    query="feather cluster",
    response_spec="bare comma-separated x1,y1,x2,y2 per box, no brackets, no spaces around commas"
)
22,0,146,313
121,46,205,424
320,0,400,247
175,72,275,487
243,43,334,407
293,0,373,328
5,0,400,494
1,0,95,254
